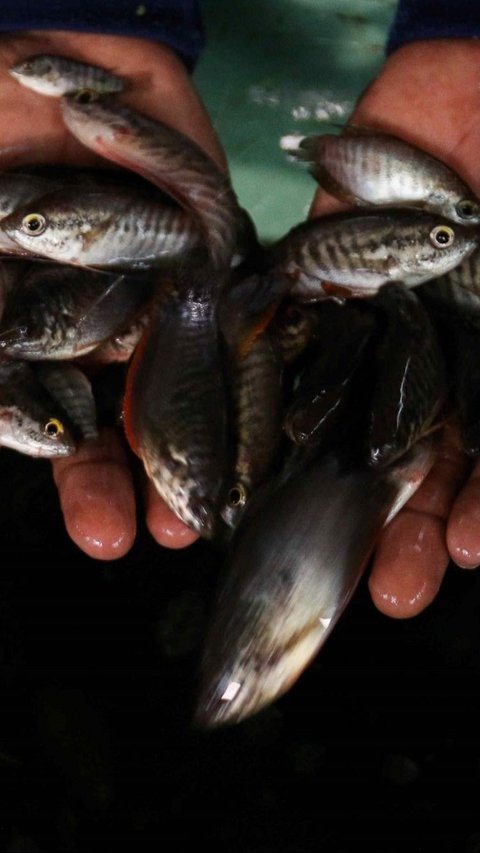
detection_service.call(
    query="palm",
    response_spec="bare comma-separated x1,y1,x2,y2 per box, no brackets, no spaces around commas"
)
311,39,480,617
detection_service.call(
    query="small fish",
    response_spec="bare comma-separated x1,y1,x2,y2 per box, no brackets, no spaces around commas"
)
0,264,153,360
366,283,447,467
271,208,479,299
34,361,98,442
194,435,437,728
284,301,375,448
0,186,204,270
123,264,231,539
417,279,480,456
293,128,480,225
59,93,248,268
219,327,285,533
0,359,77,457
9,54,124,97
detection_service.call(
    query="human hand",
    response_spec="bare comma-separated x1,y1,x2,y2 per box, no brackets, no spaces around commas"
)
0,29,227,558
310,39,480,617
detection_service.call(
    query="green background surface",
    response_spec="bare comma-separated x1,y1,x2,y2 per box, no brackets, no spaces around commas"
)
194,0,396,243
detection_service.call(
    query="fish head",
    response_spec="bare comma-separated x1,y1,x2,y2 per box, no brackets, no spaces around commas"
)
402,217,480,282
1,192,111,264
0,403,77,457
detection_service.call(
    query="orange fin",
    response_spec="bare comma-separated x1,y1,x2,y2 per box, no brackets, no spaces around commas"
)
122,325,151,457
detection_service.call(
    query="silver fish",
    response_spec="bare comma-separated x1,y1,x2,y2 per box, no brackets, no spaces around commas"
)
271,208,479,299
0,264,153,360
0,359,77,457
0,186,204,270
123,265,231,539
293,129,480,224
194,436,437,728
9,54,124,97
59,93,247,269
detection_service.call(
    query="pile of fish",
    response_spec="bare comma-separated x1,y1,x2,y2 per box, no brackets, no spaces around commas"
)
4,54,480,728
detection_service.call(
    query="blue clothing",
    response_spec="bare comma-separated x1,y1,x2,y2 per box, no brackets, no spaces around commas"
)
387,0,480,54
0,0,204,71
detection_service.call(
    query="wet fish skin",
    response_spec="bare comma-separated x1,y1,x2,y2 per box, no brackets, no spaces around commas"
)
123,265,231,539
9,54,124,97
271,208,480,299
293,130,480,225
59,93,247,269
417,279,480,456
194,436,437,728
0,264,153,360
0,359,77,457
367,284,447,467
1,186,204,270
219,325,285,533
284,301,375,448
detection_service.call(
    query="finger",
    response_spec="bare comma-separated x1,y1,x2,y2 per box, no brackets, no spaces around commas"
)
368,423,471,618
446,455,480,568
144,478,199,549
51,427,137,560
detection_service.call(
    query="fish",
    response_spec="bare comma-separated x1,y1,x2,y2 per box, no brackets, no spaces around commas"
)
0,185,205,270
292,128,480,224
219,327,285,533
366,283,447,467
417,277,480,456
284,300,375,448
270,208,480,299
9,54,124,97
34,361,98,442
123,264,231,540
0,359,77,457
194,434,437,728
217,271,291,532
59,92,249,268
0,263,154,360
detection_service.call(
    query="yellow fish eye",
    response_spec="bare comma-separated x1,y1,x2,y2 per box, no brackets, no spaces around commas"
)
430,225,455,249
21,213,47,235
44,418,64,438
228,483,248,508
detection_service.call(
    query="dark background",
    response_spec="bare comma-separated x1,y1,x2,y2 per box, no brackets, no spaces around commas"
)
1,445,480,853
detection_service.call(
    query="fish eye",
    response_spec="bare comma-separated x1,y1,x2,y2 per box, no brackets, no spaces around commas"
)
429,225,455,248
228,483,248,508
21,213,46,235
456,199,479,220
44,418,64,438
73,88,98,105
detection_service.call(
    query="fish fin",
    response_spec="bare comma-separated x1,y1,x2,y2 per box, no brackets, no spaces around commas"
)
309,163,364,205
320,281,353,300
237,301,280,359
